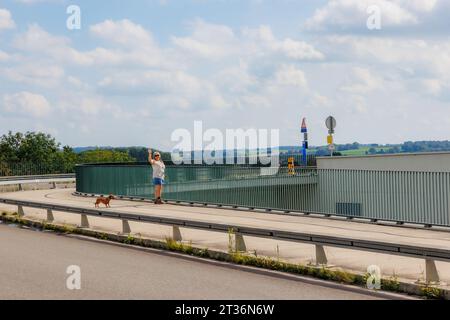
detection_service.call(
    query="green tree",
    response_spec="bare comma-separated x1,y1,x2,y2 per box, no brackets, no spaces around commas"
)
0,131,82,175
0,131,60,163
54,146,78,172
0,131,23,163
77,149,135,164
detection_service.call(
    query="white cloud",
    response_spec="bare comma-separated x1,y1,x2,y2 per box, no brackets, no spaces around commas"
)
0,50,9,61
422,78,444,96
2,11,450,147
172,19,237,59
89,19,172,68
341,67,382,93
0,8,15,31
214,63,258,95
396,0,439,13
13,24,93,65
98,69,229,110
326,35,450,84
173,21,324,61
3,63,65,87
305,0,422,31
274,64,308,88
90,19,155,48
14,0,63,4
13,22,168,68
98,70,203,96
2,92,51,117
242,25,325,61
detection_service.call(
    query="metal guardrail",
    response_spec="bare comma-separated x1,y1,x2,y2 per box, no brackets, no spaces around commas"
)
0,173,75,182
0,197,448,283
0,174,75,190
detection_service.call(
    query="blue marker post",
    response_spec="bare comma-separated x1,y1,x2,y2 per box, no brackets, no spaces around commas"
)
301,118,308,166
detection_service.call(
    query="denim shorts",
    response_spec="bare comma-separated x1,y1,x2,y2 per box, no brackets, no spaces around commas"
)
153,178,165,185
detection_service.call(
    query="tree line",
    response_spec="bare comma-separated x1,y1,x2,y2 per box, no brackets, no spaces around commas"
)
0,131,166,176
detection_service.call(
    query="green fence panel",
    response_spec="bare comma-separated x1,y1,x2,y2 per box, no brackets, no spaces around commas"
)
76,164,450,227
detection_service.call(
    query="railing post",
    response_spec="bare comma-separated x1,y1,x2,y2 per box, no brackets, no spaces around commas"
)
315,245,328,265
172,226,182,241
52,182,57,189
122,220,131,234
80,214,89,228
425,259,440,284
18,184,23,191
18,205,25,217
46,209,54,222
235,233,247,252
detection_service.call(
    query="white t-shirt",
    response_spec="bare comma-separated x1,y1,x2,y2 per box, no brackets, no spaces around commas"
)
152,161,166,179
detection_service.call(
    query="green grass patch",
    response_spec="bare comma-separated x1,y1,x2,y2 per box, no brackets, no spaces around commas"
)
165,238,194,255
421,286,446,300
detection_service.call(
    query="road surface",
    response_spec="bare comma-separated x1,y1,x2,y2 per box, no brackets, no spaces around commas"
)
0,224,396,300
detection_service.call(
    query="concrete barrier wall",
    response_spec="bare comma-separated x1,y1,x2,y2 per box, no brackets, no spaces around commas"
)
317,152,450,172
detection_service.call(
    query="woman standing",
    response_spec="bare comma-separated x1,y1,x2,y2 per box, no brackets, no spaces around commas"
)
148,149,166,204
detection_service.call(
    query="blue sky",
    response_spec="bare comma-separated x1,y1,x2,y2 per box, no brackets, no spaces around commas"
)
0,0,449,150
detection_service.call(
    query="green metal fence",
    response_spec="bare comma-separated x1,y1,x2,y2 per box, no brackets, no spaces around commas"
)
76,164,450,227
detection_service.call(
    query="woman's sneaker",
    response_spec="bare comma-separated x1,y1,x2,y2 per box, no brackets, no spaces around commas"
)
156,198,163,205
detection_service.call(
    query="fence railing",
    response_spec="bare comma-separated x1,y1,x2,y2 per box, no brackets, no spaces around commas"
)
0,154,316,177
162,153,317,167
0,162,74,177
76,164,450,227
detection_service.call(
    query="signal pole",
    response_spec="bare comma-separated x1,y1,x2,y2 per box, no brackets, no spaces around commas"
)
325,116,337,157
301,118,308,166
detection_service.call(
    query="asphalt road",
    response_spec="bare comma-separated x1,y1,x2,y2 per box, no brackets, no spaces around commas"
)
0,223,400,300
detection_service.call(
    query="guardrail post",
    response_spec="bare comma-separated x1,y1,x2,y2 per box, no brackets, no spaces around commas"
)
80,214,89,228
18,184,23,191
173,226,182,241
46,209,54,222
52,182,57,189
122,220,131,234
18,205,25,217
425,259,440,284
235,234,247,252
315,245,328,265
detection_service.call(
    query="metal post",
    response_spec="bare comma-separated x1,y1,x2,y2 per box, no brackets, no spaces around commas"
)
315,245,328,265
235,234,247,252
80,214,89,228
52,182,57,189
18,205,25,217
173,226,182,242
18,184,23,191
425,259,440,284
122,220,131,234
46,209,54,222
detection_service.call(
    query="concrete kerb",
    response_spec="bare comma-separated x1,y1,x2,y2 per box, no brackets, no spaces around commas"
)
1,212,447,300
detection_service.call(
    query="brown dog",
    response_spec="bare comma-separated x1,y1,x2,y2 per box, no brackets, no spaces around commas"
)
95,195,114,208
